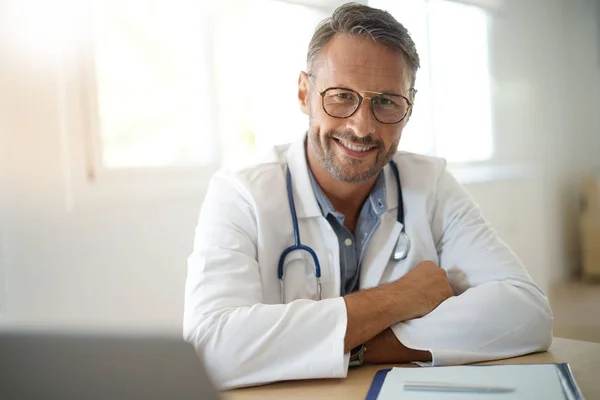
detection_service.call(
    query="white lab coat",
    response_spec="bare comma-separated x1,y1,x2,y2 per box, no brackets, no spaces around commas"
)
183,136,553,390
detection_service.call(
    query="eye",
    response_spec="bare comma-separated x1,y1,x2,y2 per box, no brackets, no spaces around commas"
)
324,89,358,105
375,96,396,106
331,91,357,102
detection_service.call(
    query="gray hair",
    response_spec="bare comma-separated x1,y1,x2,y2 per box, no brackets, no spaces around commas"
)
307,2,420,88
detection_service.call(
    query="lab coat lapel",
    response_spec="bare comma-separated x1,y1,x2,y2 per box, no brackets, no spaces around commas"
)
360,162,403,289
285,135,322,219
284,135,341,298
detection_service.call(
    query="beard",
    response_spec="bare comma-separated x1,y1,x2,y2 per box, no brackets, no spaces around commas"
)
306,124,399,184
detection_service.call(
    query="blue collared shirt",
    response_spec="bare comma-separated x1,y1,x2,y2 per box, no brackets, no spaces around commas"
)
308,169,388,296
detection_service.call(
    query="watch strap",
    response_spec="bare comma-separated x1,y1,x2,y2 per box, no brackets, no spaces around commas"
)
349,344,366,367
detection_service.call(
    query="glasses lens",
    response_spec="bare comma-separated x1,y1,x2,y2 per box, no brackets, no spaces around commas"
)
372,95,409,123
322,88,360,118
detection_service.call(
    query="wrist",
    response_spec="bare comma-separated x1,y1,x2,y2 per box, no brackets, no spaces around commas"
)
349,344,366,367
364,329,432,364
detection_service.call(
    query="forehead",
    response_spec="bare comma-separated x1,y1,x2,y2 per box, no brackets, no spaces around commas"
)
314,34,411,93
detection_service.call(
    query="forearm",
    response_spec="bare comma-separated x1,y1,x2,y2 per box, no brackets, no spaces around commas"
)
185,298,349,389
390,281,553,366
343,280,423,352
364,328,431,364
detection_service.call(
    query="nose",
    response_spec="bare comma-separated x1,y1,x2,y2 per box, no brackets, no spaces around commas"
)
347,98,377,138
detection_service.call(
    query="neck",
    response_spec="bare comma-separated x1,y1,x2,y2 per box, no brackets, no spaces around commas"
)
307,149,378,230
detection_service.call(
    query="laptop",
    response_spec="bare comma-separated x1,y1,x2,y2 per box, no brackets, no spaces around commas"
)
0,329,221,400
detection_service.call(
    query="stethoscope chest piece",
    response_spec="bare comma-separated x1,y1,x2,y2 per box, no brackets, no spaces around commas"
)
393,231,411,261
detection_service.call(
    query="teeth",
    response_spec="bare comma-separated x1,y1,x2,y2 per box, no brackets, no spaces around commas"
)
339,140,374,152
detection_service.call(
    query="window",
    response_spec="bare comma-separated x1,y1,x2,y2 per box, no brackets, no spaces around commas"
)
90,0,323,171
89,0,493,173
210,0,324,168
91,1,217,169
370,0,494,163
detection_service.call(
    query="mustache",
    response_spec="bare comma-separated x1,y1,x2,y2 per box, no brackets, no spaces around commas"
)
326,129,383,147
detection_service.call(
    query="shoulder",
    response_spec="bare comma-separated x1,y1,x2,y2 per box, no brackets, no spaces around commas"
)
392,151,448,192
208,144,289,201
393,151,447,172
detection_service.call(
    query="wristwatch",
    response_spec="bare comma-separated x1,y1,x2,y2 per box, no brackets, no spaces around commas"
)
349,344,366,367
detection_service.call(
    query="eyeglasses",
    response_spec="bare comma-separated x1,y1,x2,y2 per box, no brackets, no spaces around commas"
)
308,76,415,124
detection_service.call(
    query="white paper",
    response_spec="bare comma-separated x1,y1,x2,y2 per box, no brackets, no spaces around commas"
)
376,364,566,400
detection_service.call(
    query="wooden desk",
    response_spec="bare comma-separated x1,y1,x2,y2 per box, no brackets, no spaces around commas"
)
225,338,600,399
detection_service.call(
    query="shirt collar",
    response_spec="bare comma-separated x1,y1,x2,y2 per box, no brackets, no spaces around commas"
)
307,166,388,219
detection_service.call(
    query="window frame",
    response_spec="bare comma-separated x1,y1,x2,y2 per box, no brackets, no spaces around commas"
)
68,0,527,207
59,4,219,210
81,1,221,183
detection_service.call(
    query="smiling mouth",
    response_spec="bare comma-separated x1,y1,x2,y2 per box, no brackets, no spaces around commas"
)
333,138,377,152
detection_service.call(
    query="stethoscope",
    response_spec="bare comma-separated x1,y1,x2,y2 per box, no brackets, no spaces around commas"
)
277,160,411,302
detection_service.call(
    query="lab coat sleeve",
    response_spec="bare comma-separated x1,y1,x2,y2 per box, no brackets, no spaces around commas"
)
183,172,349,390
390,162,553,365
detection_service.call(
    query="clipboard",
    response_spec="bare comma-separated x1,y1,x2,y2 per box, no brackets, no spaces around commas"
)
365,363,583,400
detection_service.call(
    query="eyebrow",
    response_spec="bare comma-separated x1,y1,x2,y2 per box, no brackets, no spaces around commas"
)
329,85,407,97
309,75,410,97
362,89,405,97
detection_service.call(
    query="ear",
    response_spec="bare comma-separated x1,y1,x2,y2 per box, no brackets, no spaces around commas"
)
405,90,417,122
298,71,310,116
406,106,413,122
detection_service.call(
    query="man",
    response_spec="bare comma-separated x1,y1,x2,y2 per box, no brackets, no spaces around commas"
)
184,2,552,390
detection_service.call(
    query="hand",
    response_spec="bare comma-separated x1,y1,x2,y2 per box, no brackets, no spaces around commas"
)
342,261,454,352
394,260,455,319
364,328,432,364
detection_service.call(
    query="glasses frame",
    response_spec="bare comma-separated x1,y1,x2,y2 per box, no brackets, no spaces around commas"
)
308,76,416,125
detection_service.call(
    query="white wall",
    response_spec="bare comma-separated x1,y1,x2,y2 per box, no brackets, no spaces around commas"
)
470,0,600,286
529,0,600,283
0,0,598,332
550,0,600,281
0,12,206,331
0,118,6,311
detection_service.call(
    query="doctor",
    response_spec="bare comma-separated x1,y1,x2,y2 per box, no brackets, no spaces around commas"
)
184,2,552,390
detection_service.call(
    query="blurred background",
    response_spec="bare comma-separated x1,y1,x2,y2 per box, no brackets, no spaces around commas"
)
0,0,599,341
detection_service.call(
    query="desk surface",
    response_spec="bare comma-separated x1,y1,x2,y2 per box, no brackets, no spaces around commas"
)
224,338,600,399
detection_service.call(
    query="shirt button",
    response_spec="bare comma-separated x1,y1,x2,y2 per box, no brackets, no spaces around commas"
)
344,238,353,246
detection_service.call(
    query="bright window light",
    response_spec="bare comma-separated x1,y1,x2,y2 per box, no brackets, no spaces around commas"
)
89,0,494,170
92,1,217,169
212,0,324,168
3,0,85,66
428,0,493,162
